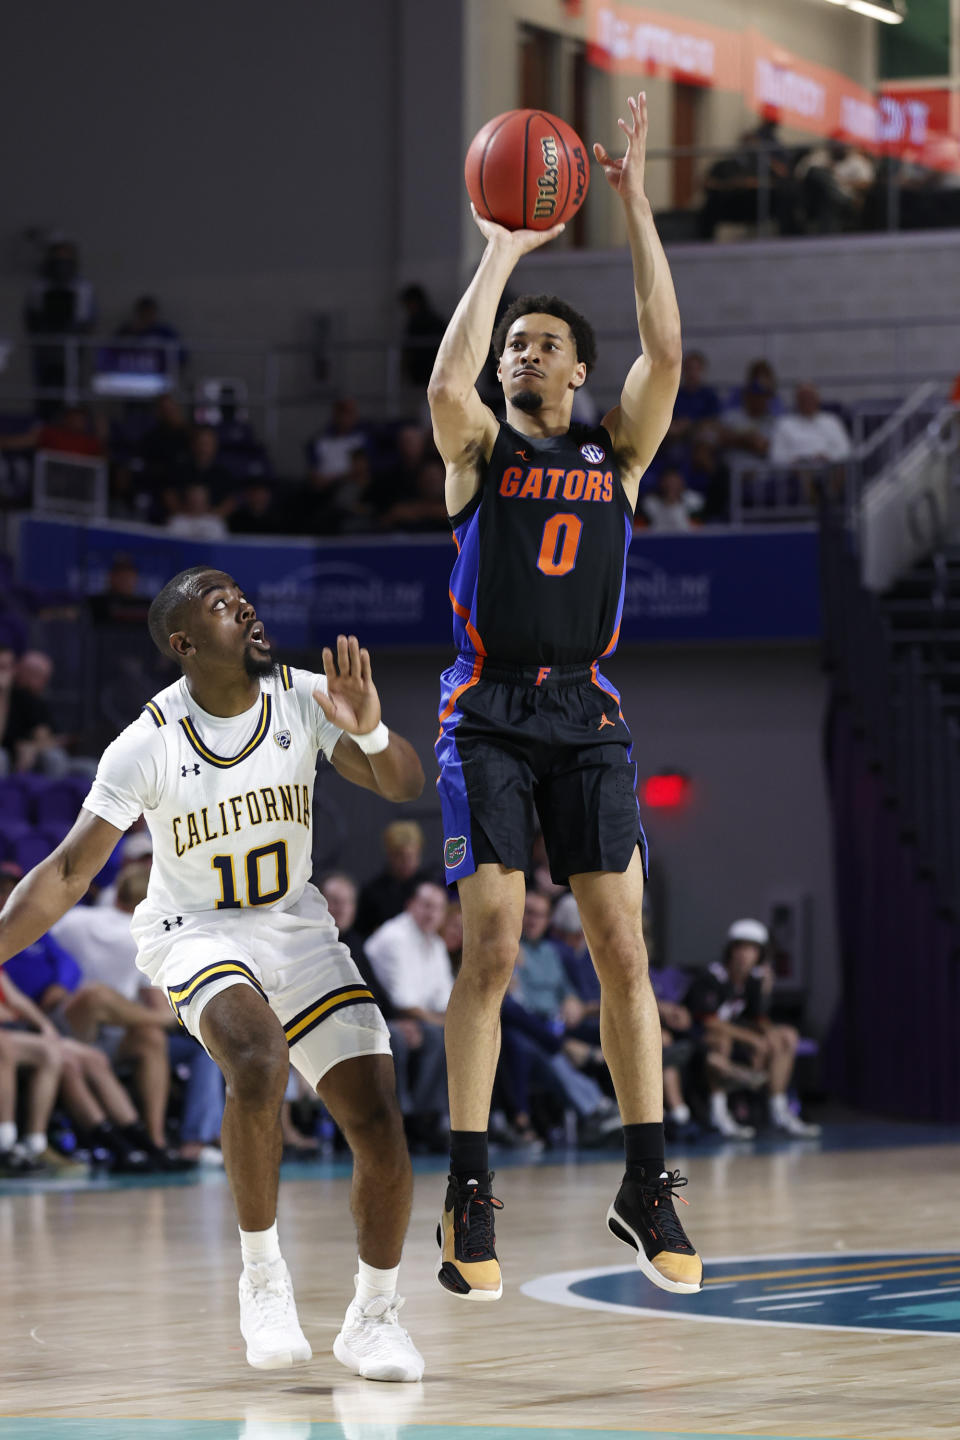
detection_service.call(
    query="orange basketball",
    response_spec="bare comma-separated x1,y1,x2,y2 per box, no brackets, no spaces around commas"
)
465,109,590,231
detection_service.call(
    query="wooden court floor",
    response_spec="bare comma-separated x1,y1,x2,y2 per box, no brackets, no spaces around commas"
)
2,1129,959,1440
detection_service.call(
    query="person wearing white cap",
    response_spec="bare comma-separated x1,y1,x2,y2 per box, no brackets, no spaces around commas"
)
685,919,820,1140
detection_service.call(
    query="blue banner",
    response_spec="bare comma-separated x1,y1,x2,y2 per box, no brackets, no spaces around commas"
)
16,517,819,647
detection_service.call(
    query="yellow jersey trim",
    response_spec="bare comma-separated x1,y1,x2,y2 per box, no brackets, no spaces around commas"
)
280,665,293,691
143,700,166,728
179,695,272,769
283,986,376,1044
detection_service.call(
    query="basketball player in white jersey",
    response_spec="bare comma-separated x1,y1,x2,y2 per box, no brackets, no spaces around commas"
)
0,566,426,1380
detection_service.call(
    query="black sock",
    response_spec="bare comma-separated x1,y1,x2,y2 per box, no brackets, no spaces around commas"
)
449,1130,489,1182
623,1122,665,1182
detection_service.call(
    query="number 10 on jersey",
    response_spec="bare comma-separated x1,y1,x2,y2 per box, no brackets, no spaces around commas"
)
212,841,290,908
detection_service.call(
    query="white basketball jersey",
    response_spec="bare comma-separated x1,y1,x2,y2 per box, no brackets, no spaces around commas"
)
84,665,342,925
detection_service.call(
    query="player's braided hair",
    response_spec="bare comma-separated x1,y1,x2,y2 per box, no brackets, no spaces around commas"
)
147,565,213,657
492,293,597,376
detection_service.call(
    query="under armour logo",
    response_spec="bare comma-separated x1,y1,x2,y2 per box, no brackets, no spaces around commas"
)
181,764,201,777
598,714,616,731
163,917,183,931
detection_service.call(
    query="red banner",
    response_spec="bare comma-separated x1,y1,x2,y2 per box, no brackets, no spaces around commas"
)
587,0,741,90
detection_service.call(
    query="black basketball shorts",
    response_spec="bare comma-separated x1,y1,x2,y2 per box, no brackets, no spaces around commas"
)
435,655,648,886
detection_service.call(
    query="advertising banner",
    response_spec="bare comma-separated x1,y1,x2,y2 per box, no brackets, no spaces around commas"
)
17,518,820,649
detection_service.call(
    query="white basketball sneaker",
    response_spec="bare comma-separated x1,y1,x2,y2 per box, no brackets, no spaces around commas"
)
333,1279,425,1382
239,1258,313,1370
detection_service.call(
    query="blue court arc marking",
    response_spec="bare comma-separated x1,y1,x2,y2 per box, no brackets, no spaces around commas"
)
522,1249,960,1338
0,1425,877,1440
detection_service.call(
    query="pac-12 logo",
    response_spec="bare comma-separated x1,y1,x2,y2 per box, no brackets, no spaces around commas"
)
580,443,605,464
444,835,467,869
274,730,292,749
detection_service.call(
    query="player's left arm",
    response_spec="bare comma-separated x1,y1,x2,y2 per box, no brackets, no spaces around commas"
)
595,93,683,507
313,635,425,803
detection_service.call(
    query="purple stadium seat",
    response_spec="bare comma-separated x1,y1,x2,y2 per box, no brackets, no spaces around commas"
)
34,782,83,829
15,831,55,873
0,820,35,861
39,820,71,851
0,781,31,824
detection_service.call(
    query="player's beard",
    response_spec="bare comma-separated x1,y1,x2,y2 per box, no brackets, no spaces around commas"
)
511,388,543,413
244,645,277,680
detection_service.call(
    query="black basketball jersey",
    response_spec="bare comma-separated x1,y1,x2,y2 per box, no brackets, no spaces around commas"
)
448,420,633,666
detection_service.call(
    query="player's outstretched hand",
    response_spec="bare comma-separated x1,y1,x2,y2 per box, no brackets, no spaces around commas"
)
471,203,565,256
594,92,648,202
313,634,382,736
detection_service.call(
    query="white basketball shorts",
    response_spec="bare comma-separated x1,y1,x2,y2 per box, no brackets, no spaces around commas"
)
132,883,392,1092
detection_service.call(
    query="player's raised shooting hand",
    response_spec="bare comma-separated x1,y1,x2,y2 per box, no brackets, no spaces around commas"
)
313,634,382,736
594,92,648,203
471,203,565,257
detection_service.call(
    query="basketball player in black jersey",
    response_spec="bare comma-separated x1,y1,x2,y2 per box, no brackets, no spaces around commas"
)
428,94,702,1301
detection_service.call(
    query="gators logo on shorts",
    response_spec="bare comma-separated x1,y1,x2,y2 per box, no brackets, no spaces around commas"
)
444,835,467,869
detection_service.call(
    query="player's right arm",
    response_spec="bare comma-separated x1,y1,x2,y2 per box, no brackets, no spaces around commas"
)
427,208,564,514
0,809,125,966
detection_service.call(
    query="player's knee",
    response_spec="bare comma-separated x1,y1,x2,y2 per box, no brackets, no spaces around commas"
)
460,931,518,993
341,1089,404,1155
222,1033,289,1108
39,1036,64,1072
776,1025,799,1052
589,926,649,989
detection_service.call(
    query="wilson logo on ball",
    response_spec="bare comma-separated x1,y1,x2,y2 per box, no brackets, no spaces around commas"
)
534,136,560,220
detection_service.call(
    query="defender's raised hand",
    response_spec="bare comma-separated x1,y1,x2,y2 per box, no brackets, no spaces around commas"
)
594,92,649,202
313,634,382,736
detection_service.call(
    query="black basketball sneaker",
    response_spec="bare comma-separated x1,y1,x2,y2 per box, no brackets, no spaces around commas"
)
437,1172,504,1300
606,1168,702,1294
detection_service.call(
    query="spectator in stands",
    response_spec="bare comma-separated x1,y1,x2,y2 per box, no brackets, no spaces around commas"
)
356,820,432,936
307,397,370,487
549,893,601,1043
0,641,17,775
668,351,721,444
116,295,182,348
688,438,731,522
770,383,853,469
501,888,620,1145
378,457,448,533
699,117,799,240
50,868,223,1162
137,395,192,477
228,480,288,536
37,405,107,459
1,873,195,1164
367,423,429,521
0,965,68,1174
364,881,452,1147
0,865,160,1171
640,467,704,531
24,239,96,413
170,426,235,512
1,647,87,776
166,482,230,540
719,365,778,495
87,555,151,626
685,918,821,1140
795,139,876,233
399,284,447,388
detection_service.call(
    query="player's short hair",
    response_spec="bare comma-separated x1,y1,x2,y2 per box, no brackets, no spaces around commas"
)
147,565,215,658
493,294,597,376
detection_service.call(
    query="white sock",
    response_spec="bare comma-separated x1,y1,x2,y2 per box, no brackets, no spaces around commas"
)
769,1093,790,1123
669,1104,691,1125
709,1092,731,1123
25,1132,47,1157
356,1259,399,1304
0,1122,16,1153
239,1221,282,1270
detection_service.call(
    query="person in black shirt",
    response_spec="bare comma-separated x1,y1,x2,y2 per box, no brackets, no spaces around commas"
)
686,919,821,1140
355,821,432,938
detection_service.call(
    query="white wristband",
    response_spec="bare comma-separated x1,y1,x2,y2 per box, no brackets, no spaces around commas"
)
352,721,389,755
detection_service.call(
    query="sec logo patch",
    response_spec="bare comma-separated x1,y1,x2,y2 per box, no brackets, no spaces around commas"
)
580,442,605,464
